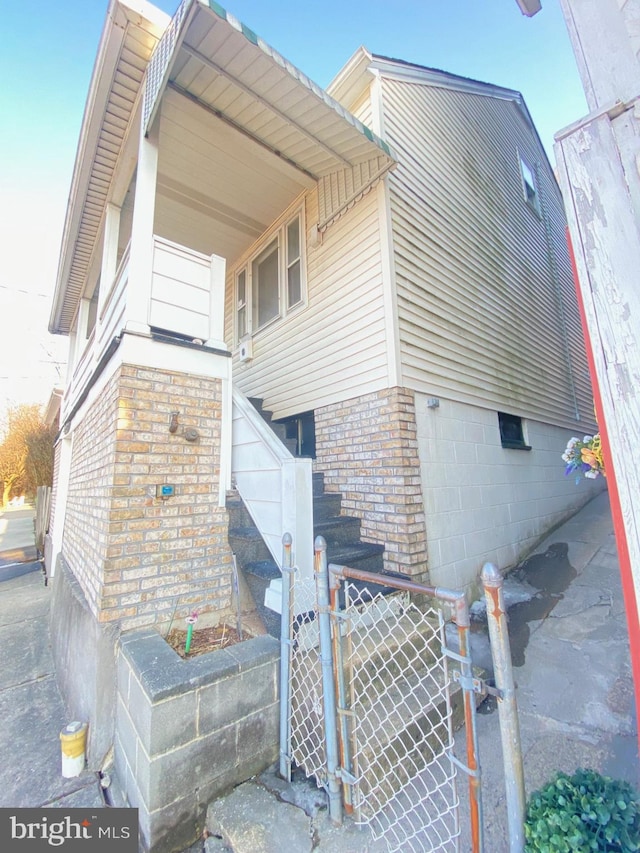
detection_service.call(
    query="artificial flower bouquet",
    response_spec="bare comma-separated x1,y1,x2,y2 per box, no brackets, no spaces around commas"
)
562,433,606,482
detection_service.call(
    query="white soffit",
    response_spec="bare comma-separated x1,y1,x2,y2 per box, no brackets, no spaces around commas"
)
50,0,169,335
143,0,395,180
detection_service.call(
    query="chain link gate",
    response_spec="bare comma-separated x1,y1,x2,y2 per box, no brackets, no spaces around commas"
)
280,535,483,853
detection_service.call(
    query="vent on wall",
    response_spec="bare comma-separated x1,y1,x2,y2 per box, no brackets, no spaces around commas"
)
238,340,253,362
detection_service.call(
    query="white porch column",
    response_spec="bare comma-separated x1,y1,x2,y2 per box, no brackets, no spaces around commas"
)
66,330,78,380
125,120,159,334
206,254,227,350
77,297,92,343
98,202,121,320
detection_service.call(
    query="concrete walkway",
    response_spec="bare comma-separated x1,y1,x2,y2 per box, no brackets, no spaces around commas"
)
455,489,639,851
0,506,104,809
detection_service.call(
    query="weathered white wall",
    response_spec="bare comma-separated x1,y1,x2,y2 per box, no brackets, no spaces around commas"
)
415,393,604,593
559,0,640,110
556,0,640,635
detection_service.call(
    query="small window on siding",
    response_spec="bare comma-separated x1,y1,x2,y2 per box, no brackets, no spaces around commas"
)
519,156,540,216
252,238,280,330
498,412,531,450
234,209,305,343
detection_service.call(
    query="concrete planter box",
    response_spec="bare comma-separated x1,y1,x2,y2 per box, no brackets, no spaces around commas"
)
115,630,280,853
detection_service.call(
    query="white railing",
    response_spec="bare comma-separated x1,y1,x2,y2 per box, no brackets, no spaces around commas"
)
62,245,131,421
150,237,214,342
97,243,130,361
231,388,314,609
61,235,226,420
64,328,96,418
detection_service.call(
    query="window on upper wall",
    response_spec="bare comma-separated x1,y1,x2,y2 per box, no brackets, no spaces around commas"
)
235,210,305,341
519,155,540,217
498,412,531,450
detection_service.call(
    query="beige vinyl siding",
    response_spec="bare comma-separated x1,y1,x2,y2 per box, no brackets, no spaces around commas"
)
350,88,374,129
382,77,593,429
225,188,389,419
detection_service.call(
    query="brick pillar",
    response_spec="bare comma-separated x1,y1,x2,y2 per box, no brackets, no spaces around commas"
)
315,387,428,577
63,364,234,630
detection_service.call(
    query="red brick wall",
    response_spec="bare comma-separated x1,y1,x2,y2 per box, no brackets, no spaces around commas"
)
314,387,428,577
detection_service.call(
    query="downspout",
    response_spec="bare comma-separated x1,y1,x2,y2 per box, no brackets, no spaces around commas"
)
566,228,640,751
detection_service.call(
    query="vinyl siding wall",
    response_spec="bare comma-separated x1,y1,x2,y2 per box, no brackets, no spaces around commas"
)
226,186,390,419
381,76,594,430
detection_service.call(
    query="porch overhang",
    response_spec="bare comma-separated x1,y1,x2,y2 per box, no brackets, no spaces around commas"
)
144,0,396,228
51,0,397,336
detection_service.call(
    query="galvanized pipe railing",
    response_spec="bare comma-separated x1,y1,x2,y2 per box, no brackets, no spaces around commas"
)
329,577,355,814
278,533,295,781
315,537,343,825
482,562,526,853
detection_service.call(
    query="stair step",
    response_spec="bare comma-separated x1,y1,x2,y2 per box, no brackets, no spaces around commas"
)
314,516,362,545
228,527,272,564
312,492,343,522
244,560,281,580
226,496,252,529
326,542,385,575
312,472,325,496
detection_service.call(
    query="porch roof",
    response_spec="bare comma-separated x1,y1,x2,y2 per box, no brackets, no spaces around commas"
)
145,0,394,180
50,0,396,336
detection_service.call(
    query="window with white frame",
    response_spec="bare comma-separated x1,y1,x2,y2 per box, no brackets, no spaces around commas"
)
519,155,540,216
235,211,304,340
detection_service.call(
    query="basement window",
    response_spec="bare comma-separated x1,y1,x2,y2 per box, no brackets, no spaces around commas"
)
498,412,531,450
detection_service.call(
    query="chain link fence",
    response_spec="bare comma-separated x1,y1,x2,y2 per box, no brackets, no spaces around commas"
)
337,581,460,852
288,572,328,788
281,537,482,852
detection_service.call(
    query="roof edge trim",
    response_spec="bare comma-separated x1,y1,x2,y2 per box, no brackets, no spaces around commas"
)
370,55,526,106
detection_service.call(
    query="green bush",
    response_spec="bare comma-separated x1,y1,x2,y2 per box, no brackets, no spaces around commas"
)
524,768,640,852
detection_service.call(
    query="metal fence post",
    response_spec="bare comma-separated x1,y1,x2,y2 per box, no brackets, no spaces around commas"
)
328,565,354,815
279,533,294,781
453,594,484,853
315,536,343,825
482,562,526,853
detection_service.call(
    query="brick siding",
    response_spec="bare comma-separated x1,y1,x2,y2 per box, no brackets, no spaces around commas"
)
315,387,428,577
63,364,233,629
49,441,61,541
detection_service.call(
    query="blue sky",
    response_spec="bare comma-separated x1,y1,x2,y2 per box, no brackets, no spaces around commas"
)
0,0,586,415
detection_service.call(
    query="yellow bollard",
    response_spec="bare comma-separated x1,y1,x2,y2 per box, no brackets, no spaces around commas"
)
60,721,88,778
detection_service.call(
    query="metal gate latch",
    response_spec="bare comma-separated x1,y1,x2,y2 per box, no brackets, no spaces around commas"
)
453,669,503,699
336,767,359,786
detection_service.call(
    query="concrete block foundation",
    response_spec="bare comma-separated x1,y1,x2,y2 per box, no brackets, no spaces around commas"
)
115,630,280,853
49,557,120,769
